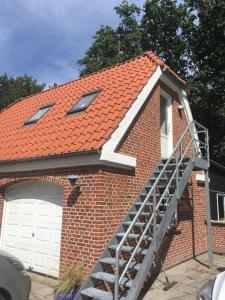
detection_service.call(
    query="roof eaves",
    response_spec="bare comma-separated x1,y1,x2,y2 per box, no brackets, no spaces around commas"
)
0,149,99,166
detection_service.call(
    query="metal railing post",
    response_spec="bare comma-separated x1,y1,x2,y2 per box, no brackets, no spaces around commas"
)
153,187,157,252
115,249,120,299
179,137,183,159
206,129,210,165
205,169,213,269
176,157,179,197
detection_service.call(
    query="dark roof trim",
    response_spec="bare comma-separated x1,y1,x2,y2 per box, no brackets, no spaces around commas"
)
0,149,99,166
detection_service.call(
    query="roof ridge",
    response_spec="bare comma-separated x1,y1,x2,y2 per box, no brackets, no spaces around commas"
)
0,51,161,113
146,51,165,67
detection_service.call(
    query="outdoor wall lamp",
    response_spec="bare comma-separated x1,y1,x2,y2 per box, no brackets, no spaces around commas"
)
67,175,80,187
178,104,184,111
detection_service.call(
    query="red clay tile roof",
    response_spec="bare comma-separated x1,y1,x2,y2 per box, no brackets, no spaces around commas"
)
0,52,181,162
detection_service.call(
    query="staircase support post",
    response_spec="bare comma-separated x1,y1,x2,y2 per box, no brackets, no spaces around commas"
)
204,169,213,269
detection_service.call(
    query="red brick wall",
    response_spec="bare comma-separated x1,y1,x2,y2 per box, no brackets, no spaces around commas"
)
0,81,208,275
212,223,225,254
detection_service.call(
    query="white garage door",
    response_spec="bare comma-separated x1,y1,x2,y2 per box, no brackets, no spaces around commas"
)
1,181,63,277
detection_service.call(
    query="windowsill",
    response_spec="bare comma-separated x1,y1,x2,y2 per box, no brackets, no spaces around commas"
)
211,220,225,225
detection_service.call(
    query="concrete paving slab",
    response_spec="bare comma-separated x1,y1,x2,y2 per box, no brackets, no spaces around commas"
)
28,272,57,300
34,285,54,297
143,253,225,300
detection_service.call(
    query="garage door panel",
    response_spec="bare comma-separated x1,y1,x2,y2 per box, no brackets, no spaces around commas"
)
4,245,16,256
37,203,51,217
2,181,63,277
53,229,62,244
22,201,35,216
17,248,32,265
35,226,50,242
5,223,18,238
20,224,33,240
33,252,48,267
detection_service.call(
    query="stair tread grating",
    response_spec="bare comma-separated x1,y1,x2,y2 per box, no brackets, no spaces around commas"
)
91,271,133,288
116,232,153,241
123,221,146,227
81,287,116,300
100,257,141,270
108,245,148,255
129,211,154,216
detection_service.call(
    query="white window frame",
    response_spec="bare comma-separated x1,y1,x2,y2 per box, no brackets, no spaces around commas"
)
216,193,225,222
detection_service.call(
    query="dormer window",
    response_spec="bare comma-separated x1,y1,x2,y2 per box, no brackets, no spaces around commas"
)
67,89,101,115
24,104,53,125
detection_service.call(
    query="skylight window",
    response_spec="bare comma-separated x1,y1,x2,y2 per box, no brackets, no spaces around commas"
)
24,104,53,125
67,89,101,115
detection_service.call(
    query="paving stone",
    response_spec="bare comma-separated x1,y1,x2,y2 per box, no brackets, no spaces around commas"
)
33,286,54,297
31,281,48,291
143,253,223,300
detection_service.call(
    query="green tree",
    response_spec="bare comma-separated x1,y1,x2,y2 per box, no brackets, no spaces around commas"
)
78,0,142,76
78,26,119,77
114,0,143,61
141,0,188,77
0,74,45,110
185,0,225,163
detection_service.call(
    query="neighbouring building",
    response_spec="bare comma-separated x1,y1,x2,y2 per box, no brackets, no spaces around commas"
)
209,160,225,255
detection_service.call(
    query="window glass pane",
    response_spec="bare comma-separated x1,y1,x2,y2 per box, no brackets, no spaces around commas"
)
160,96,168,135
218,195,225,220
68,90,100,114
24,105,52,125
28,107,50,122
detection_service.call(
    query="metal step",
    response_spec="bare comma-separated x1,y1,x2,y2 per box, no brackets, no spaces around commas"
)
81,287,114,300
140,189,169,196
100,257,140,270
150,177,170,182
134,201,154,206
158,161,188,169
108,245,148,255
135,201,170,206
123,221,146,227
116,232,153,241
125,215,163,225
91,272,133,288
142,186,174,192
154,169,173,174
129,211,152,217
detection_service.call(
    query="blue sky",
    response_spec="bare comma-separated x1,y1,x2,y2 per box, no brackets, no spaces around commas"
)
0,0,145,87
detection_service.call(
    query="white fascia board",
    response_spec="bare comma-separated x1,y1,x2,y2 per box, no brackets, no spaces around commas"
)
0,151,141,173
160,73,194,125
100,66,162,168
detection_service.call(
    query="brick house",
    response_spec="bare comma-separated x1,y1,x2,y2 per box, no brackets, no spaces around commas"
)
0,52,211,299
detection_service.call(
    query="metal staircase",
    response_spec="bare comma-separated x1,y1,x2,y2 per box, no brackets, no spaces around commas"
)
75,121,209,300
